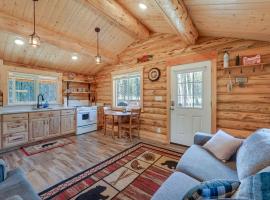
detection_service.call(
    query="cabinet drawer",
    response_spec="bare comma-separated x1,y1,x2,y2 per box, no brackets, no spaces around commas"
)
3,120,28,135
2,113,28,122
3,132,28,148
61,109,75,116
29,111,50,119
29,111,61,119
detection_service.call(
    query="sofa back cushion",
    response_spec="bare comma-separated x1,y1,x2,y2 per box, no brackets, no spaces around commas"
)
236,129,270,180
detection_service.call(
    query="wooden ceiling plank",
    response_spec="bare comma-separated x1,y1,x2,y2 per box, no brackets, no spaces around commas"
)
77,0,150,40
155,0,199,45
0,11,117,63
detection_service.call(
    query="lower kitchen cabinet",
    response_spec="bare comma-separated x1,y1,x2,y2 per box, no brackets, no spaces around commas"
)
49,116,61,137
0,109,76,150
61,114,76,134
2,132,28,148
29,118,49,141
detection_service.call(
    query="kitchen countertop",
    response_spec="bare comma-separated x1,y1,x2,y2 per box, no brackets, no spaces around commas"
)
0,105,76,115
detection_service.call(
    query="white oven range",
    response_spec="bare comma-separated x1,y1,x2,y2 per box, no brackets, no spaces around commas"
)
76,106,97,135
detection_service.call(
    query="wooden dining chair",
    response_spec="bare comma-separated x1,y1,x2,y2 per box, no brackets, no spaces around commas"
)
103,106,118,139
119,108,141,141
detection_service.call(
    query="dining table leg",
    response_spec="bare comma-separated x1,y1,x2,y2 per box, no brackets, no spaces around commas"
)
118,116,121,138
112,116,115,140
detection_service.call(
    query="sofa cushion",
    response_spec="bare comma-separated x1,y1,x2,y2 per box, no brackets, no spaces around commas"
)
203,130,243,161
232,172,270,200
0,168,41,200
177,145,238,181
237,128,270,180
0,159,7,183
151,172,200,200
183,179,240,200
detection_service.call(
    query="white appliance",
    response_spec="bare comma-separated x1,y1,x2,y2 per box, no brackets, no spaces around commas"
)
76,106,97,135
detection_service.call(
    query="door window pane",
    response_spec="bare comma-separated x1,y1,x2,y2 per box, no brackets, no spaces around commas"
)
177,71,203,108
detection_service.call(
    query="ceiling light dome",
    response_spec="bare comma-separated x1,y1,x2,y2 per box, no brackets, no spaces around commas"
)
139,3,147,10
14,39,25,46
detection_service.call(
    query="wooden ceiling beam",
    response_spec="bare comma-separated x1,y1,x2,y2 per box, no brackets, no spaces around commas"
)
155,0,199,45
79,0,150,40
0,11,117,62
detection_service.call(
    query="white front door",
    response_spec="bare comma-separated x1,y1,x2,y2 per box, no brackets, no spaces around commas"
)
170,61,211,146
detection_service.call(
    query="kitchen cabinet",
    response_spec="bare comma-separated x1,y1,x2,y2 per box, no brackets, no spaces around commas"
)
0,108,76,151
61,109,76,134
29,111,62,141
49,116,61,137
2,113,29,148
29,118,49,141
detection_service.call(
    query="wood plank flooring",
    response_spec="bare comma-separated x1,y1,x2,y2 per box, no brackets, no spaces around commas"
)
0,131,187,193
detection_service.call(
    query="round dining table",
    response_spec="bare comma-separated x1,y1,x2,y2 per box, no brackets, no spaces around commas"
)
104,110,132,138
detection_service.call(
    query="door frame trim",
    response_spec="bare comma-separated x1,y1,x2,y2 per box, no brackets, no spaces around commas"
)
166,51,217,143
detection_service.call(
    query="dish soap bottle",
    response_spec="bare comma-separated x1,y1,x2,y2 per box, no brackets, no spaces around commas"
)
224,51,229,68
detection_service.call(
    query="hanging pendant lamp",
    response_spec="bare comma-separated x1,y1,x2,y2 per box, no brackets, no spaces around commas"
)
29,0,40,47
95,27,101,64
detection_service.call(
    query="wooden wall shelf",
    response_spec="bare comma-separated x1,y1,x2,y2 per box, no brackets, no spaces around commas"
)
223,63,268,74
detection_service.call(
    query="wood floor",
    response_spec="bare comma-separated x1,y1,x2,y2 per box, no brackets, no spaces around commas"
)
0,131,187,193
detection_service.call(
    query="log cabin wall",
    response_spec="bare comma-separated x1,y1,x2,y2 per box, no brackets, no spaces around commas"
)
95,33,270,143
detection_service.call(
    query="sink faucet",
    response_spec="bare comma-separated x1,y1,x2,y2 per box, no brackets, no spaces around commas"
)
37,94,45,109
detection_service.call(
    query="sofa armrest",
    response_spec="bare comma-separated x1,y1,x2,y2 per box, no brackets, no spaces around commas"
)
194,132,213,146
0,159,7,183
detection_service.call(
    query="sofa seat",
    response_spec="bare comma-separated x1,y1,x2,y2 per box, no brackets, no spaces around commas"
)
176,145,238,181
151,172,200,200
0,168,41,200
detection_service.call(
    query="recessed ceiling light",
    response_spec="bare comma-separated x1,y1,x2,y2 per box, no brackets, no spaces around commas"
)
14,39,25,46
71,55,78,60
139,3,147,10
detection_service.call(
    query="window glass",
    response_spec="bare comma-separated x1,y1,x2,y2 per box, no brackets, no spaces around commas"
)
8,72,58,105
113,73,141,107
177,71,203,108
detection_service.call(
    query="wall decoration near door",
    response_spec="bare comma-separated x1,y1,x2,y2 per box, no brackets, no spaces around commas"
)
21,138,72,156
39,142,181,200
148,67,161,81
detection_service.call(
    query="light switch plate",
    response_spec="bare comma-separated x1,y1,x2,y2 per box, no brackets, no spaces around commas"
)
155,96,163,101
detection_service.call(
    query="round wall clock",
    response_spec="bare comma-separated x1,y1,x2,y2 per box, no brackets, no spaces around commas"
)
148,68,160,81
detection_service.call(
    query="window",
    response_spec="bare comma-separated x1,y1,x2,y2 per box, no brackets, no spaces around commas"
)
177,71,203,108
8,72,59,105
113,71,142,107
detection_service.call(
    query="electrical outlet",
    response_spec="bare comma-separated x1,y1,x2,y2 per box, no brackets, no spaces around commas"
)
156,127,161,134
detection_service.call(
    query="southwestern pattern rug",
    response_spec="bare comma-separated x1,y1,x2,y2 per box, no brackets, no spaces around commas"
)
21,138,73,156
39,142,182,200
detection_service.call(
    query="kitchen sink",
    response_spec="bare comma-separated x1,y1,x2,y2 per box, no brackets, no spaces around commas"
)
32,107,53,110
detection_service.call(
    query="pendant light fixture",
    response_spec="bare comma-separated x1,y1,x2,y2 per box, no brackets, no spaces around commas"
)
95,27,101,64
29,0,40,47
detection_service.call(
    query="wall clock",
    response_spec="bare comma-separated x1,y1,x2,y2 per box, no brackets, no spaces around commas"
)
148,68,160,81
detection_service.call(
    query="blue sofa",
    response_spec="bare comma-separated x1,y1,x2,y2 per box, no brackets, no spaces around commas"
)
0,160,40,200
152,129,270,200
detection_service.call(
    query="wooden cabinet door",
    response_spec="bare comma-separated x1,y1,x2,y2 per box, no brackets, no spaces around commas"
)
49,116,61,137
61,115,76,134
29,118,49,141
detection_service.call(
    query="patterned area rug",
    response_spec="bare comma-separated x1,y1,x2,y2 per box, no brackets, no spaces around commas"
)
39,142,182,200
21,138,73,156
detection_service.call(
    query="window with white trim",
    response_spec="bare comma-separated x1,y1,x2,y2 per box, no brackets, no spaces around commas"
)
112,71,142,107
8,72,59,105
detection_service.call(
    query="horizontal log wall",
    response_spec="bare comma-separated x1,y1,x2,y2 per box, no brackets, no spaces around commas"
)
95,33,270,142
